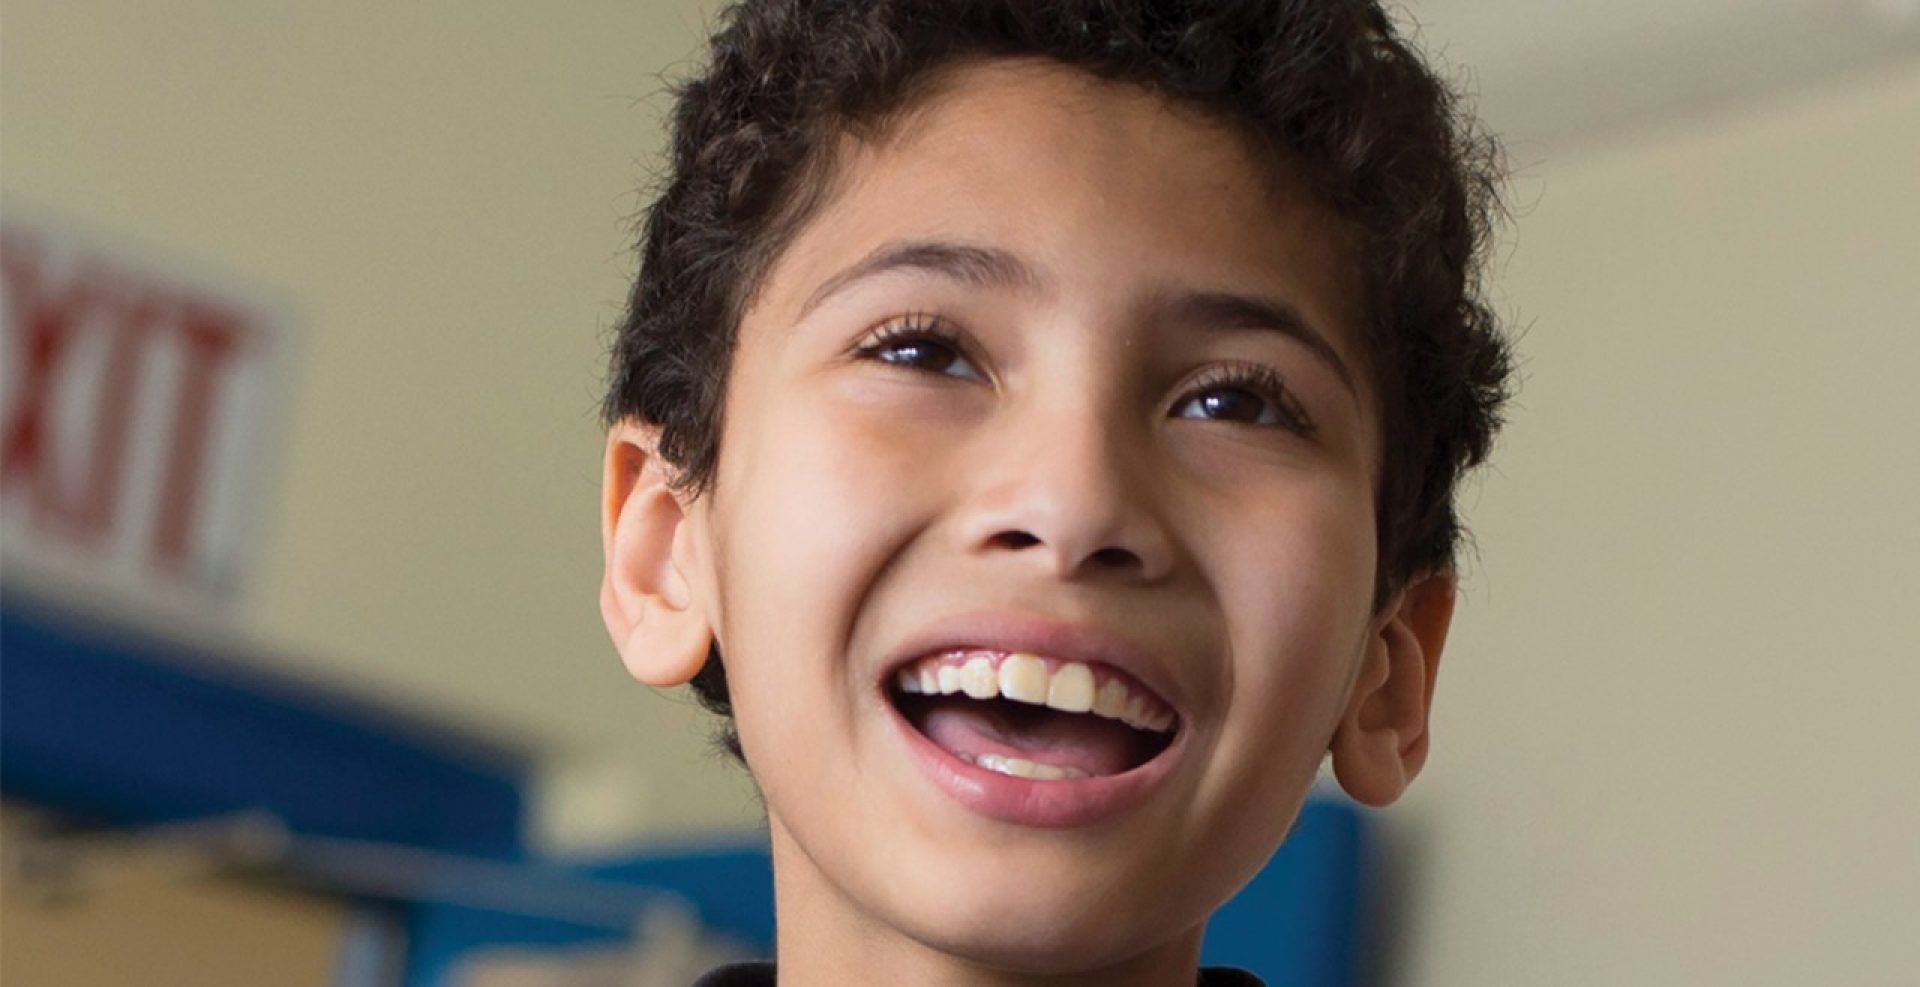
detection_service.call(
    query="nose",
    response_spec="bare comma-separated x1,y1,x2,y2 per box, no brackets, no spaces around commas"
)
954,397,1176,584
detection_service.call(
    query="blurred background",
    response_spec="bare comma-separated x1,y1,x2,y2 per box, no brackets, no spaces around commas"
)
3,1,1916,985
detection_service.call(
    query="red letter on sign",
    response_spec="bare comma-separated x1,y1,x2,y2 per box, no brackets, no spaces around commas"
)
1,231,97,520
70,289,167,542
152,301,249,573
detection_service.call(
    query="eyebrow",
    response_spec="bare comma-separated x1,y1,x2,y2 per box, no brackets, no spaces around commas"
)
799,239,1041,318
1158,290,1359,397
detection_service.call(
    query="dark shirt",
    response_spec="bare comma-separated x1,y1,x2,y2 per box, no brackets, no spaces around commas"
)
692,961,1266,986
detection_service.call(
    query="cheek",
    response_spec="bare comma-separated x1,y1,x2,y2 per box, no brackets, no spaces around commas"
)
1175,481,1375,921
1209,476,1377,750
731,386,943,555
1191,490,1374,886
706,388,940,707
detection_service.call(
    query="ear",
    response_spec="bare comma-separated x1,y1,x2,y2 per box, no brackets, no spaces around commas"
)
599,420,712,687
1330,569,1456,807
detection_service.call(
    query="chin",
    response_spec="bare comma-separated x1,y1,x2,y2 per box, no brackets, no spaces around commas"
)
917,910,1187,976
872,849,1209,976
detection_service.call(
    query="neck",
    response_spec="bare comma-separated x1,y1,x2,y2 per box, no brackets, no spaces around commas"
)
766,817,1205,987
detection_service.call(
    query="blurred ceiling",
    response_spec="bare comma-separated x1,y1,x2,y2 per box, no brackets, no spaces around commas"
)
1409,0,1920,152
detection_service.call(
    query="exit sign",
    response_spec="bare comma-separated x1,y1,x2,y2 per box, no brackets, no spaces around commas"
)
1,209,293,613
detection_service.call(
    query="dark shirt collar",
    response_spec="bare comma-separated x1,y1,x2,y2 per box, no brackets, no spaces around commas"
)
691,961,1267,986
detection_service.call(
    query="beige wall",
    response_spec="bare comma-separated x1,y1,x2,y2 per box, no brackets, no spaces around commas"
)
0,0,757,839
1400,63,1920,984
5,2,1917,983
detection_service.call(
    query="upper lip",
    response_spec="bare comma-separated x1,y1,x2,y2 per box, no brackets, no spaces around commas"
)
880,609,1188,717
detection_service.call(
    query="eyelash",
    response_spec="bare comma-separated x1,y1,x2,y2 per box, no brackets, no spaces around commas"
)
857,311,962,348
851,315,1315,436
1176,363,1316,436
850,313,979,377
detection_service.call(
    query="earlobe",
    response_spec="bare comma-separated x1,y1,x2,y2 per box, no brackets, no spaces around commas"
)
599,420,713,687
1330,570,1456,807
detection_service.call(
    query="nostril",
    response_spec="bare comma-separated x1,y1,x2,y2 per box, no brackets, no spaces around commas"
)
989,530,1042,550
985,531,1142,571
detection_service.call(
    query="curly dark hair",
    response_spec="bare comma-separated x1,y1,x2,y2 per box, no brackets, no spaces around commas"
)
604,0,1513,747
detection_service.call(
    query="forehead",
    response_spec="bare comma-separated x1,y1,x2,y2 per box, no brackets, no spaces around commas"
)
887,59,1296,216
745,57,1368,388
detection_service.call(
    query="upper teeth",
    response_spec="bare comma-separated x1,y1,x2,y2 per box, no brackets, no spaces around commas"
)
895,653,1176,733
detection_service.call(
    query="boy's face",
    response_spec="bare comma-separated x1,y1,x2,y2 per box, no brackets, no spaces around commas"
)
606,59,1448,975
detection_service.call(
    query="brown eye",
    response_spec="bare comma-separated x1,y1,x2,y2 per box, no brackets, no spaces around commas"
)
1172,364,1315,435
1181,387,1273,424
855,316,986,382
875,336,962,373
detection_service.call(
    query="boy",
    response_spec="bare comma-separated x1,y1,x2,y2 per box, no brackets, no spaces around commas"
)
597,1,1511,984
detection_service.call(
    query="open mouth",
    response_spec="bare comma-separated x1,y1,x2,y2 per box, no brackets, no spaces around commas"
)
886,651,1180,782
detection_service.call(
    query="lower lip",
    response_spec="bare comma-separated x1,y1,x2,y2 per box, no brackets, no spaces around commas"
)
884,696,1184,829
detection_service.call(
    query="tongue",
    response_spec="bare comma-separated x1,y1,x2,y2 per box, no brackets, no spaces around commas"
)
917,696,1143,778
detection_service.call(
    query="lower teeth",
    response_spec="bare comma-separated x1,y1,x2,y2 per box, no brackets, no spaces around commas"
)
958,751,1090,781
